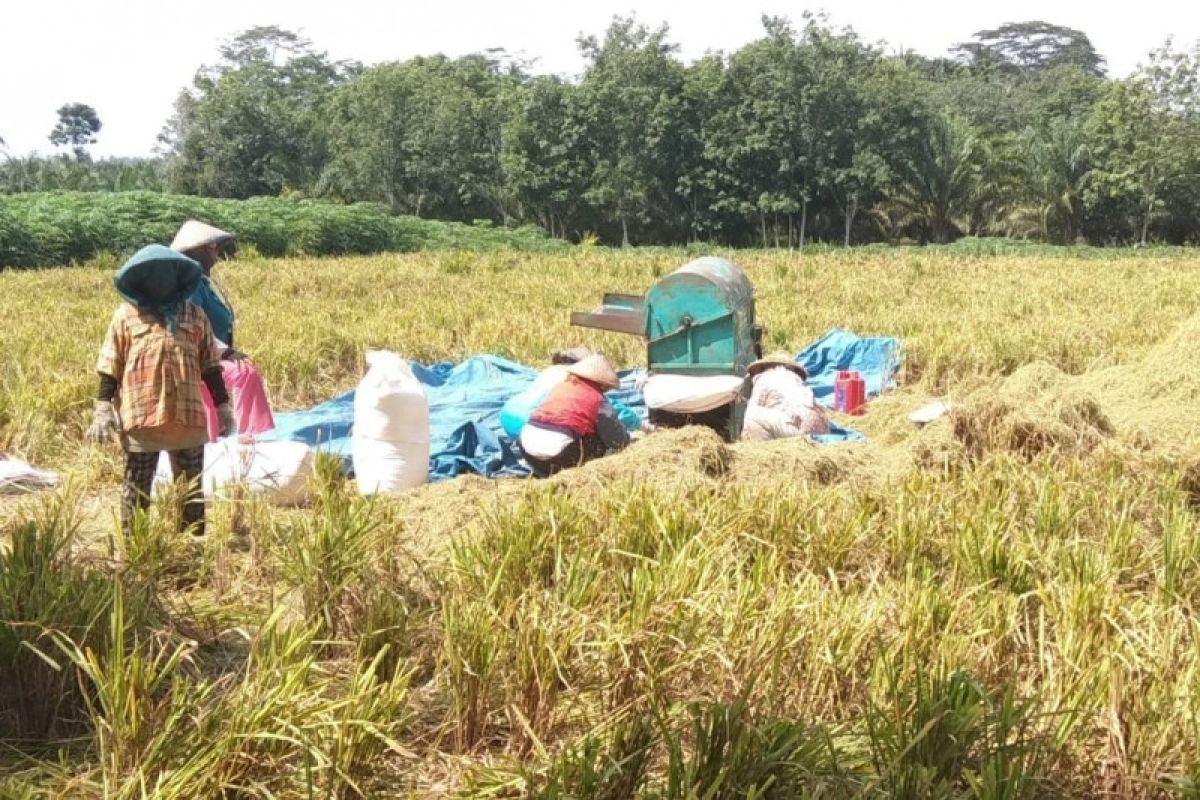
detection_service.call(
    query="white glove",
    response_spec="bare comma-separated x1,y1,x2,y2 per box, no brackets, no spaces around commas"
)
86,401,120,444
217,402,236,437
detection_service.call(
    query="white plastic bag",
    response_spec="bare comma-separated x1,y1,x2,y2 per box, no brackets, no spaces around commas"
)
154,439,314,506
910,400,952,426
0,456,61,495
351,350,430,495
643,374,746,414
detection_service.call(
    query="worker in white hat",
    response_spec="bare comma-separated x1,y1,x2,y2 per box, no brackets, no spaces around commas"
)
519,354,630,476
171,220,276,439
741,352,830,441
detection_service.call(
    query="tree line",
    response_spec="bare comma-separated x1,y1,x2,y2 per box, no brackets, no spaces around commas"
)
4,17,1199,246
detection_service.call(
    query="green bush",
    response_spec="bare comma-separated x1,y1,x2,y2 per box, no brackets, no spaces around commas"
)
0,192,564,268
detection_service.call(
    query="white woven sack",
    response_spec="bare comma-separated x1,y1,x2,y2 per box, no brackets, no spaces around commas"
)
154,439,314,506
643,374,746,414
353,350,430,444
352,438,429,495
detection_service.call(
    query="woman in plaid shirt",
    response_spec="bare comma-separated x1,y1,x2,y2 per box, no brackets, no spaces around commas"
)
87,245,234,537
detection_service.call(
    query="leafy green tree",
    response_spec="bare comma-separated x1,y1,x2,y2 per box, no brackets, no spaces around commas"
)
1019,120,1093,242
1087,41,1199,245
49,103,102,161
161,27,354,198
502,76,589,238
672,55,724,242
857,59,939,242
575,16,689,246
801,21,886,246
702,17,808,247
952,21,1106,77
700,15,881,247
322,55,520,220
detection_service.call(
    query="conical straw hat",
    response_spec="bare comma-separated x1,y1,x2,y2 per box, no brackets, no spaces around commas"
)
747,351,808,379
551,346,596,365
567,354,620,390
170,220,235,253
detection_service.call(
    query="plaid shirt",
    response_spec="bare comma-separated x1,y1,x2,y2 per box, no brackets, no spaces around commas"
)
96,302,220,432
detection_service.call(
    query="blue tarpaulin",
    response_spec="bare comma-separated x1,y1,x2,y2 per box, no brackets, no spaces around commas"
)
262,329,899,481
798,328,902,407
261,356,649,481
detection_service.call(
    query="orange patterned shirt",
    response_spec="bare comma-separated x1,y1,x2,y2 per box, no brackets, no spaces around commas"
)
95,302,220,433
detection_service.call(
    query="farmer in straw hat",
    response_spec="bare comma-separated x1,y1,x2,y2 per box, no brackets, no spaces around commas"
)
519,354,630,477
87,245,234,536
171,220,275,439
741,351,830,441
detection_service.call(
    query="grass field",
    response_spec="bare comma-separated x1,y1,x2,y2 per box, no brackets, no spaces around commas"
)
2,247,1200,797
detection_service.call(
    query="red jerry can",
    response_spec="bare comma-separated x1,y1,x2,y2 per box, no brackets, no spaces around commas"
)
834,370,867,416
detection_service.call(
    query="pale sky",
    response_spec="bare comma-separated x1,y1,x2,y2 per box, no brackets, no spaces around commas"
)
2,0,1198,158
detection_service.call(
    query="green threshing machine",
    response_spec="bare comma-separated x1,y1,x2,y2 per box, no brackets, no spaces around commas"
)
570,257,763,441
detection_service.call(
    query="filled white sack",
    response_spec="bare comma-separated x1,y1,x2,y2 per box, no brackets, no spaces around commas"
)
643,373,746,414
155,438,314,506
352,350,431,444
351,438,429,495
351,350,431,495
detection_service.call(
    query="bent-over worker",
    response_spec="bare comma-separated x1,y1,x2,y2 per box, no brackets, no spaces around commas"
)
87,245,234,536
171,220,275,439
741,352,831,441
519,355,630,477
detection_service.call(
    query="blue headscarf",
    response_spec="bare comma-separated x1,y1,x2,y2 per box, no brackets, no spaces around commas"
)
113,245,202,333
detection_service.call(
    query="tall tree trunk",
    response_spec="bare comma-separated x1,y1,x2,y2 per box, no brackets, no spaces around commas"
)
1071,198,1085,244
760,214,768,248
799,199,808,251
1141,194,1155,246
691,192,701,244
843,196,857,247
788,214,794,250
773,215,781,249
621,214,630,248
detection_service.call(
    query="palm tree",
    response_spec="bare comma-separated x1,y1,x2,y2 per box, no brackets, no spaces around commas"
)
1021,121,1093,243
876,114,994,243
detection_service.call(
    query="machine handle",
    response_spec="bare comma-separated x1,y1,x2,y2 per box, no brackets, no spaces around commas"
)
656,310,732,339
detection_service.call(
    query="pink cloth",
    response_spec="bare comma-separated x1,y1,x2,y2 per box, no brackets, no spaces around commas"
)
201,358,276,441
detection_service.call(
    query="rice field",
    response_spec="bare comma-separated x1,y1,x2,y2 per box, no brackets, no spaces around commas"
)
2,247,1200,798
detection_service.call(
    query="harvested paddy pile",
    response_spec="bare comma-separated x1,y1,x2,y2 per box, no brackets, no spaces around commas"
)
898,313,1200,467
728,435,898,485
1080,312,1200,446
392,472,529,546
562,426,732,486
946,361,1115,460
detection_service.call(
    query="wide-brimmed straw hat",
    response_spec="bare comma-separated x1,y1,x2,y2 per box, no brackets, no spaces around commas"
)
551,346,596,365
170,220,236,254
747,352,808,380
567,354,620,390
